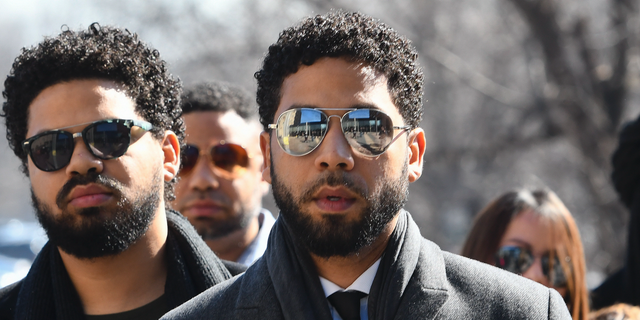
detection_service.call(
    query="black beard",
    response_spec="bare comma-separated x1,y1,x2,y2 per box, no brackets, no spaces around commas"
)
271,162,409,258
32,171,160,260
196,209,256,240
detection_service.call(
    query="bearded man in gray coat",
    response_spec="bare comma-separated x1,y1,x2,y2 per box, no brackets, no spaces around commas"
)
162,11,572,320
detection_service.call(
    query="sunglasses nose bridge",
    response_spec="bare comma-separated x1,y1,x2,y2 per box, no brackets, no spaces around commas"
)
310,119,355,171
188,144,249,179
71,131,93,154
321,114,351,145
189,148,214,170
325,114,354,137
521,255,550,286
63,134,105,175
181,149,221,186
71,130,108,160
325,114,342,129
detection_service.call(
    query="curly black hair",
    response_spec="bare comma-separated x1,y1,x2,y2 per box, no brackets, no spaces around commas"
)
255,10,423,130
1,23,184,202
182,81,258,121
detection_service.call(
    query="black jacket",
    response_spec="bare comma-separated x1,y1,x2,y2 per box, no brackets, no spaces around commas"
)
0,210,244,320
163,211,571,320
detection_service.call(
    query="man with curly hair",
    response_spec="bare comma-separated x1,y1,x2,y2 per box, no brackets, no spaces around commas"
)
0,24,237,320
163,11,571,319
172,81,274,266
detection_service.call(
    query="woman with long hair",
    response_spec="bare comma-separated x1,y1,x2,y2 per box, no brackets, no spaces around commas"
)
461,189,588,320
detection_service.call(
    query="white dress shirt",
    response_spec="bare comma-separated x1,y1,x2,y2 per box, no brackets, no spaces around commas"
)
236,209,275,266
319,259,381,320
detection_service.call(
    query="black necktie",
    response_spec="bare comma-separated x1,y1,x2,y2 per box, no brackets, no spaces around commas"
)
327,290,367,320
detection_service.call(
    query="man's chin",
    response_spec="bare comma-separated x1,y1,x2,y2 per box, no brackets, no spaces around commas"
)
73,205,110,217
198,224,244,240
32,187,160,260
190,217,226,232
301,215,372,257
191,209,256,240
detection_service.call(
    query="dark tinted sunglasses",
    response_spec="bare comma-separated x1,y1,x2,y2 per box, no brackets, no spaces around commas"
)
23,119,153,172
495,246,569,287
267,108,411,157
181,142,251,179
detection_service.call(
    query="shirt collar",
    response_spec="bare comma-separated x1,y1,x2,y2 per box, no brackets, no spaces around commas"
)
236,209,275,266
319,258,381,297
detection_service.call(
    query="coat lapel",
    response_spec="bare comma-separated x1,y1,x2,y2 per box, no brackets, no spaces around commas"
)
394,239,450,319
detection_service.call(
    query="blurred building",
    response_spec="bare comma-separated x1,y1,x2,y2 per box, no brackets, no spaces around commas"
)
0,220,47,288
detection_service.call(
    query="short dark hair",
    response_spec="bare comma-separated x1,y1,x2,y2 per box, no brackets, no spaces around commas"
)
255,10,423,130
1,23,184,202
181,81,258,121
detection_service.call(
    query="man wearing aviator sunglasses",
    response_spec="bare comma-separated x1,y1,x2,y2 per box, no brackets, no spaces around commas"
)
0,24,234,319
164,11,571,320
172,82,274,267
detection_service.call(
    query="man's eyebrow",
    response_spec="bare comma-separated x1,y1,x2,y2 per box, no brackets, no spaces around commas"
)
30,121,88,137
285,103,317,111
350,103,380,110
283,103,382,111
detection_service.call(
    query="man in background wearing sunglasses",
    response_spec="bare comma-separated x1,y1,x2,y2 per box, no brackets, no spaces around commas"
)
172,81,274,266
163,11,571,320
0,24,235,319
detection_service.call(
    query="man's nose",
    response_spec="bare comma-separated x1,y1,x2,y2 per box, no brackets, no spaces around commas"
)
313,117,355,171
187,157,221,191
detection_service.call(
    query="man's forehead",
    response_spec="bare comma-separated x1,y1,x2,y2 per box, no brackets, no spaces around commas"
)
26,79,139,137
276,57,400,121
184,110,261,148
286,57,384,81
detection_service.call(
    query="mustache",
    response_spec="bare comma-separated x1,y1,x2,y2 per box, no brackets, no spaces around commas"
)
299,172,367,202
179,190,231,207
56,172,124,210
195,190,230,202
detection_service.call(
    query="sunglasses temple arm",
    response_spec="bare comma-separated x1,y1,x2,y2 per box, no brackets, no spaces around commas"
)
390,127,411,145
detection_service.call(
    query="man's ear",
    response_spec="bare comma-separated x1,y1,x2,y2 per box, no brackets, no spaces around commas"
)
162,130,180,182
407,128,426,183
260,131,272,184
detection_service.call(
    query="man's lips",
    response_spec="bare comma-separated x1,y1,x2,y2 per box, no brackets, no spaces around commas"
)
183,199,227,218
313,187,358,213
67,184,113,208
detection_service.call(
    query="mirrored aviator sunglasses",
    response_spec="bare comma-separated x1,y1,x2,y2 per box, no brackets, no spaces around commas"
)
22,119,153,172
494,246,569,288
180,142,250,179
268,108,411,157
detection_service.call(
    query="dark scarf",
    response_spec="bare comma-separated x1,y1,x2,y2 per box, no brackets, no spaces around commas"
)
11,209,231,320
265,210,422,320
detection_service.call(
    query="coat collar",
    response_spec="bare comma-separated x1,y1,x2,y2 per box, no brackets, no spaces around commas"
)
234,211,451,320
